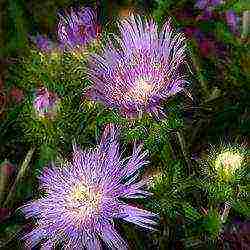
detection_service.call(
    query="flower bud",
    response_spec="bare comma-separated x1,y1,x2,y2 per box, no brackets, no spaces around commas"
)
33,87,59,120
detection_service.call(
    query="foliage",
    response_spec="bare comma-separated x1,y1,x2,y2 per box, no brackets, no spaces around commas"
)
0,0,249,249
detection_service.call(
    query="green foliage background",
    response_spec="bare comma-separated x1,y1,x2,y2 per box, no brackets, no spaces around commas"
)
0,0,249,249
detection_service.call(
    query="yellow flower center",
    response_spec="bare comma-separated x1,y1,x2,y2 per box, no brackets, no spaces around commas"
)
69,184,102,216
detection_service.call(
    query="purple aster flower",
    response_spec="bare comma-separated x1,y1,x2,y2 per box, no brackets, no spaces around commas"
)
195,0,222,21
86,15,189,118
20,125,157,249
33,87,59,119
57,7,98,51
225,10,239,34
195,0,222,10
30,35,56,53
195,0,209,10
210,0,222,7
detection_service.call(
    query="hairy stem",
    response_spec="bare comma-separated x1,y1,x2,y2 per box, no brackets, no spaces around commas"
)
3,147,35,208
221,201,231,223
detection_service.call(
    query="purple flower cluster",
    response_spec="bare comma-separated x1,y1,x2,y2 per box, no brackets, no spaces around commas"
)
195,0,222,10
225,10,239,34
30,7,98,54
86,15,188,118
195,0,222,21
30,35,56,53
20,125,157,249
33,87,58,119
183,26,229,60
57,7,98,50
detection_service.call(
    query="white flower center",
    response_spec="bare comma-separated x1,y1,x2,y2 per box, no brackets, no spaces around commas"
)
126,78,154,103
215,151,243,174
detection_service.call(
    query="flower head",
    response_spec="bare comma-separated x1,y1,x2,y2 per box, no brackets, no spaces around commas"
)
0,160,16,177
57,7,98,51
208,143,247,181
225,10,239,34
30,35,56,53
86,15,188,118
33,87,59,119
20,125,157,249
195,0,222,21
195,0,222,10
214,150,243,177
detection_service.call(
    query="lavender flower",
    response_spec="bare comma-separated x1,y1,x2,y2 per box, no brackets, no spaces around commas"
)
225,10,238,34
86,15,188,118
195,0,222,10
30,35,56,53
33,87,59,119
57,7,98,50
195,0,222,21
20,125,157,249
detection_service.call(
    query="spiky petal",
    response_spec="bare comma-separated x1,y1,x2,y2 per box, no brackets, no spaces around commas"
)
57,7,98,50
20,125,157,249
86,14,189,118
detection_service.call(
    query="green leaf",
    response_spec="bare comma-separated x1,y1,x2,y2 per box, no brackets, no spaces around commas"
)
232,0,250,13
232,200,250,217
202,209,222,239
182,203,202,222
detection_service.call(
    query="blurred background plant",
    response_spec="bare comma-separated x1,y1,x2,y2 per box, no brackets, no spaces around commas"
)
0,0,249,249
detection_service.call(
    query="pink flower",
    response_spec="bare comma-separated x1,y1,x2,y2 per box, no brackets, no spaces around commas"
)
33,87,59,119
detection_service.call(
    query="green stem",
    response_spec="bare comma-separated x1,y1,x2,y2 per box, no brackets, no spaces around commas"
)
0,92,6,116
221,185,240,223
190,45,209,98
3,147,35,208
221,201,231,223
176,131,192,175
